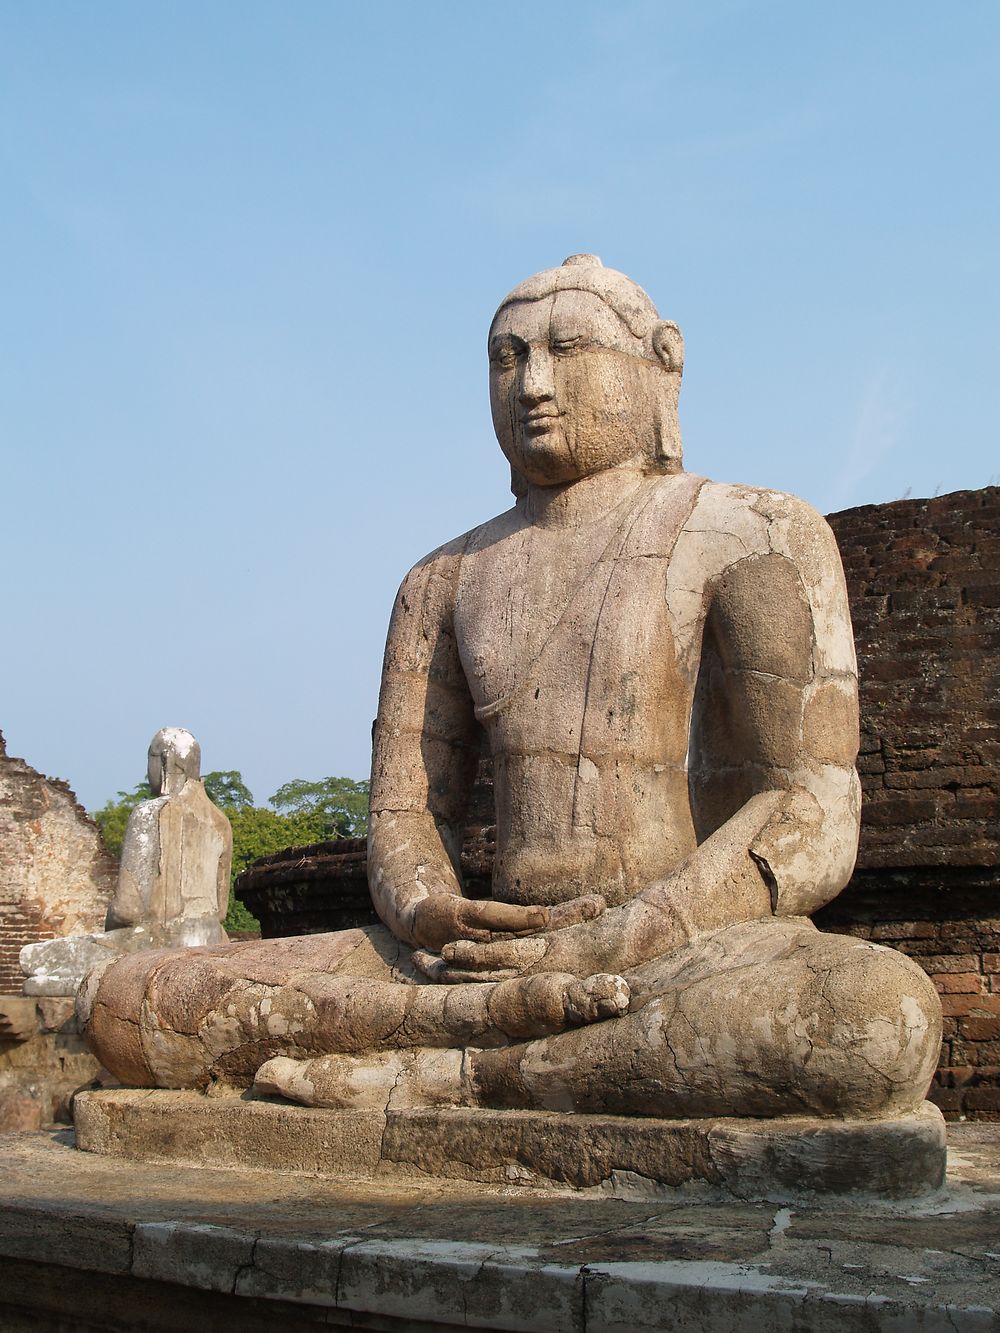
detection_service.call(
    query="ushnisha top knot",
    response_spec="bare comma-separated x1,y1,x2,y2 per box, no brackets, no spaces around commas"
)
494,256,660,339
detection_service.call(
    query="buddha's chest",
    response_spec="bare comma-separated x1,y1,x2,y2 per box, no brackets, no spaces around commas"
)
454,528,689,757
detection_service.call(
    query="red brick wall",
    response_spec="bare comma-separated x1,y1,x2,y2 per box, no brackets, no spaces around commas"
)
826,487,1000,1118
0,732,117,994
827,487,999,871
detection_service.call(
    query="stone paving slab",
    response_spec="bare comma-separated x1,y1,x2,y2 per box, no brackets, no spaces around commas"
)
0,1128,998,1330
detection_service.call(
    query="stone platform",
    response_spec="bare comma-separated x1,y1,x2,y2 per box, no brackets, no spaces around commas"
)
0,1125,998,1331
74,1089,947,1202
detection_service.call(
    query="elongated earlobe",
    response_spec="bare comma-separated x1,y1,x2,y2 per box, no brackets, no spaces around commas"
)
651,381,683,472
652,321,684,375
510,463,528,497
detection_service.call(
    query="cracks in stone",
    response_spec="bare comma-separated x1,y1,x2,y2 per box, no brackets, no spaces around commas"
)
701,1130,725,1190
655,994,685,1089
463,1249,499,1327
383,1059,410,1120
749,850,779,914
333,1235,364,1311
674,1005,712,1077
230,1231,260,1296
802,962,835,1071
580,1261,593,1333
684,525,753,560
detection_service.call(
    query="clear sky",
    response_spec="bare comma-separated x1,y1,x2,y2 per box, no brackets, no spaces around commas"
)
2,1,997,811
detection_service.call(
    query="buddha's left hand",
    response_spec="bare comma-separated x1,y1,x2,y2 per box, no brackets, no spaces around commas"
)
413,893,607,983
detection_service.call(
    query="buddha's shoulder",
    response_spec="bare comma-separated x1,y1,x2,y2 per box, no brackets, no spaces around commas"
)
395,510,518,597
686,476,824,522
664,475,840,581
675,476,833,547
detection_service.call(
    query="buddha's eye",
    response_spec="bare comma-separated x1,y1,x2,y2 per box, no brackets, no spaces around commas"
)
489,340,519,369
551,335,587,356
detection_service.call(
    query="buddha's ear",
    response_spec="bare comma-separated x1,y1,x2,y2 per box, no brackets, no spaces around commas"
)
651,320,684,374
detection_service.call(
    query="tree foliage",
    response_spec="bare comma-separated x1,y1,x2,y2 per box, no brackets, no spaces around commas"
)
203,770,254,811
269,777,370,839
91,769,369,934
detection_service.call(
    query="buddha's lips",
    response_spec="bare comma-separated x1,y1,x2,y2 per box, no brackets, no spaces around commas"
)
521,411,563,432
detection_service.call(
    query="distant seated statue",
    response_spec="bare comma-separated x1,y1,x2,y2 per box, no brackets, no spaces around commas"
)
80,258,941,1126
104,727,232,945
22,728,231,996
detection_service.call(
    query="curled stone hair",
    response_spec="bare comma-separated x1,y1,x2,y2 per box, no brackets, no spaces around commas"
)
495,254,662,341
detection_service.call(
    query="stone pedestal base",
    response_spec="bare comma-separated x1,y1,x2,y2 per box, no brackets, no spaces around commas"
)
74,1089,946,1200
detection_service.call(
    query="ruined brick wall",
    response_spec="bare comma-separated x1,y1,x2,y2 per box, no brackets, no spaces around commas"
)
823,487,1000,1118
0,732,117,994
827,487,999,871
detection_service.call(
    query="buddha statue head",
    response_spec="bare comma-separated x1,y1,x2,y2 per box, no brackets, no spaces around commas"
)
147,727,201,798
488,254,685,494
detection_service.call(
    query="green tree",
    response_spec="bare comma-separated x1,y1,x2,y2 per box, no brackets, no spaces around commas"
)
203,770,254,811
92,781,152,858
269,776,370,839
227,806,329,880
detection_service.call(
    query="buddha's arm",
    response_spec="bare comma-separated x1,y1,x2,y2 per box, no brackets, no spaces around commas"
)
686,506,862,919
427,503,860,981
369,544,553,952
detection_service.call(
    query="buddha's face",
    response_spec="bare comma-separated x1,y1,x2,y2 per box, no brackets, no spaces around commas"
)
488,289,658,487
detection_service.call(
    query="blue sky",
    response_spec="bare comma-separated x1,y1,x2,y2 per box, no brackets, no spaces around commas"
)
2,1,997,810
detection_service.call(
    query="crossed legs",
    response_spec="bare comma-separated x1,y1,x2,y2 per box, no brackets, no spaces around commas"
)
257,920,942,1120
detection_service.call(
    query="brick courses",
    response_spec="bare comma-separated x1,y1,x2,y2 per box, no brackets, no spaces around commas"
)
824,487,999,1119
827,487,999,875
0,732,116,994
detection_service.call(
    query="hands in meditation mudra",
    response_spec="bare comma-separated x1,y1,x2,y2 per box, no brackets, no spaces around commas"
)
80,257,941,1121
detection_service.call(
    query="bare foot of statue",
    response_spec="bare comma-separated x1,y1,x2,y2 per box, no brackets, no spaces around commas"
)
253,973,630,1110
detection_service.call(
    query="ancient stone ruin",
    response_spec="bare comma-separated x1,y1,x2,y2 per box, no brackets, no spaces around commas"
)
0,731,116,993
78,257,950,1198
240,485,1000,1121
21,727,232,997
0,732,115,1128
4,259,999,1331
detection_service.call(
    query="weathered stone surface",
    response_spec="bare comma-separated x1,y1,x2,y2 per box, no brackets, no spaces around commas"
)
817,869,1000,1120
0,997,38,1043
81,258,942,1195
236,486,1000,1121
20,728,232,997
0,1127,997,1330
74,1088,947,1200
0,998,103,1130
20,933,120,996
0,730,116,995
106,727,232,935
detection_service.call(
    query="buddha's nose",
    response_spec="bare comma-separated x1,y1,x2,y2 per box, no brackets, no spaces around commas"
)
519,348,556,405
